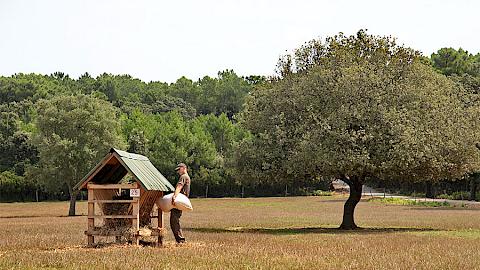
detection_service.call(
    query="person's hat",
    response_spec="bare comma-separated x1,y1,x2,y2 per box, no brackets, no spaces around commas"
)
175,163,187,171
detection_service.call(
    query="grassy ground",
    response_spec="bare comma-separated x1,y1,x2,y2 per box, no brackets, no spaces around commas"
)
1,195,480,269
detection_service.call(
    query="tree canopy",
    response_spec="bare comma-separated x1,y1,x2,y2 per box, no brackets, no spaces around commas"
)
236,30,480,228
30,94,125,215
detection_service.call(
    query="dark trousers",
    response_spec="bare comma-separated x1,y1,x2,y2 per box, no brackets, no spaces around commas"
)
170,208,185,243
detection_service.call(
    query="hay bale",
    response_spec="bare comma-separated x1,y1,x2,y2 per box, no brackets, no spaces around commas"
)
102,194,131,229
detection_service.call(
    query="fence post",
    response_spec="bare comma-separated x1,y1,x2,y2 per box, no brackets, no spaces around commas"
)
132,197,140,245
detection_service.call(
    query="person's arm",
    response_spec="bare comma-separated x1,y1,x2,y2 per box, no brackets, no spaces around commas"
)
172,183,183,205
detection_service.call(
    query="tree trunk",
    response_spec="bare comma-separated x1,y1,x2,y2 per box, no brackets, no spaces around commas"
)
339,176,363,230
68,191,78,216
470,175,478,201
425,181,434,199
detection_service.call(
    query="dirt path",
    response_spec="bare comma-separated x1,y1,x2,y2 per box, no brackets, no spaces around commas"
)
332,180,480,207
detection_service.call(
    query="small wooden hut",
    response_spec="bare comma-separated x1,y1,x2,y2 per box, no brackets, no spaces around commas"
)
74,148,175,247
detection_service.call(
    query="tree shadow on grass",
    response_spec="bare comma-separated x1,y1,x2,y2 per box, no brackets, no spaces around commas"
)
185,226,439,235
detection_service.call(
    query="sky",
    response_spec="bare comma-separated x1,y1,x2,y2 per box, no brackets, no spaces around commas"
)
0,0,478,83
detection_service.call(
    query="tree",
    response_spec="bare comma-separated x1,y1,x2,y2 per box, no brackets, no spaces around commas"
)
431,48,480,76
32,94,125,216
237,30,480,229
197,71,252,118
168,76,201,111
193,113,239,155
121,110,220,185
0,109,38,175
214,70,252,119
430,48,480,201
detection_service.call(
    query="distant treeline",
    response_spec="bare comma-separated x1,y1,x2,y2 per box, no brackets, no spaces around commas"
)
1,45,480,203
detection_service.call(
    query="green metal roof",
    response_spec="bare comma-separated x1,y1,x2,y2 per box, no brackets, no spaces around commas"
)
74,148,175,192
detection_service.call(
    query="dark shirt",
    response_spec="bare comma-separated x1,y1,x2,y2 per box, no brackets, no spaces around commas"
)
177,173,191,197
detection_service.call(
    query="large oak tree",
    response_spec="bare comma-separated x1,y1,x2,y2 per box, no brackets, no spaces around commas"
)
236,31,480,229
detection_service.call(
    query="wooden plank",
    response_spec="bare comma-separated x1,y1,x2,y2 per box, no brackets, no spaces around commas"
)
87,183,138,190
85,230,130,236
88,215,137,219
85,229,159,237
88,200,134,203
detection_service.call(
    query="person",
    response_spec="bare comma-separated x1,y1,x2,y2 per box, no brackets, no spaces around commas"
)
170,162,191,243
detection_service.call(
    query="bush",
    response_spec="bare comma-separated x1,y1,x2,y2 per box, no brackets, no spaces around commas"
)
437,194,452,200
410,192,426,198
0,171,38,202
370,197,450,207
297,188,333,196
450,191,470,200
311,190,334,196
436,191,470,200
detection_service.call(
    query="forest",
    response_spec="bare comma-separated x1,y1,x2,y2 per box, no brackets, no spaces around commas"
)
1,32,480,209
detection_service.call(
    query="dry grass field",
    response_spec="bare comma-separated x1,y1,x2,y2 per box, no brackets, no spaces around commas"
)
1,195,480,269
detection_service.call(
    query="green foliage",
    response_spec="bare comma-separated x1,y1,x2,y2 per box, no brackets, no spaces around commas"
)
0,170,39,202
192,113,249,155
437,191,470,200
311,190,334,196
431,48,480,76
297,189,333,196
171,70,253,118
0,73,75,103
120,92,197,118
0,106,38,175
121,110,220,184
370,197,451,207
0,69,271,200
31,94,125,196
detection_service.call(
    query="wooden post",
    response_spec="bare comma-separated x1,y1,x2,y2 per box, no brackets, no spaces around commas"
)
132,197,140,245
157,207,164,247
87,188,95,247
